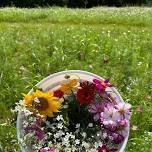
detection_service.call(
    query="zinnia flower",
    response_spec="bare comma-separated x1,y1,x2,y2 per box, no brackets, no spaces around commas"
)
93,78,113,92
60,79,77,94
54,90,64,98
23,90,61,117
77,81,95,105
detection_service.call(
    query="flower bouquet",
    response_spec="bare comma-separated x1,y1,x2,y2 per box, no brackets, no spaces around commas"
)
16,70,131,152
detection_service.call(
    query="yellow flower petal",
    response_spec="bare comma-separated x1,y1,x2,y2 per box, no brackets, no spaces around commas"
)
22,90,61,117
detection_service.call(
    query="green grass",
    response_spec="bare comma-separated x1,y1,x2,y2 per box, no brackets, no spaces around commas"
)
0,7,152,152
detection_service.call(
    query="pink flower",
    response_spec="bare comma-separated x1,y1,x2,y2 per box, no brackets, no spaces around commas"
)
93,78,113,92
89,102,107,121
40,147,55,152
115,103,131,119
100,105,121,131
100,105,120,124
136,106,143,112
117,119,129,137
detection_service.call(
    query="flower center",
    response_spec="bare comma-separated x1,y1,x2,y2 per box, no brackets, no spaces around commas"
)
33,97,49,111
119,109,125,115
97,107,103,113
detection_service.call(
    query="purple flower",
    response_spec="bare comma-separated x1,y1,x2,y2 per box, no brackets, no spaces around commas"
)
98,145,117,152
115,103,131,119
40,147,55,152
93,78,113,92
25,117,45,141
111,133,124,144
35,128,45,141
89,102,107,121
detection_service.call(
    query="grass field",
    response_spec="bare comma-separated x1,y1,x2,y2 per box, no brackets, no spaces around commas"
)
0,7,152,152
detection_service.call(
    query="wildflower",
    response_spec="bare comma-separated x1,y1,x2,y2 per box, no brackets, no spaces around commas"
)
89,102,107,121
131,125,138,131
77,81,95,105
136,106,143,112
93,78,113,92
60,79,77,94
75,139,80,145
57,123,63,129
115,103,131,119
54,90,64,98
56,115,64,121
23,90,61,117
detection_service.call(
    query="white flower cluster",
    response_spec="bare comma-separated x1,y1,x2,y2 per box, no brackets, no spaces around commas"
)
44,115,102,152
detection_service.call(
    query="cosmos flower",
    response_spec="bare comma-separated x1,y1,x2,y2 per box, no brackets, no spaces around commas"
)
115,103,131,119
100,104,121,131
77,81,95,105
60,79,77,94
89,102,107,121
23,90,61,117
93,78,113,92
100,104,120,124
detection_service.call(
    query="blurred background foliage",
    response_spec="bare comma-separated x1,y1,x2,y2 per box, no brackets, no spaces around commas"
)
0,0,150,8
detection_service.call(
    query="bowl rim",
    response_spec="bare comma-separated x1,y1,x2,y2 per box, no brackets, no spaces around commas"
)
17,70,129,152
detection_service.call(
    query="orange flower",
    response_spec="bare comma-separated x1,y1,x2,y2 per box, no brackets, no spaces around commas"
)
60,79,77,94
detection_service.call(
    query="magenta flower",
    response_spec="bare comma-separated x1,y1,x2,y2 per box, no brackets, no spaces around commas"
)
25,117,45,141
40,147,55,152
115,103,131,119
35,129,45,141
111,132,124,144
89,102,107,121
98,145,108,152
93,78,113,92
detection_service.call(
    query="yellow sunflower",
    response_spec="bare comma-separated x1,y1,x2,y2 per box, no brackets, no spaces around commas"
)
60,79,77,94
23,90,61,117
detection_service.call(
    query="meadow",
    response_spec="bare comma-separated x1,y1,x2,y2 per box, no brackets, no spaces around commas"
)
0,7,152,152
